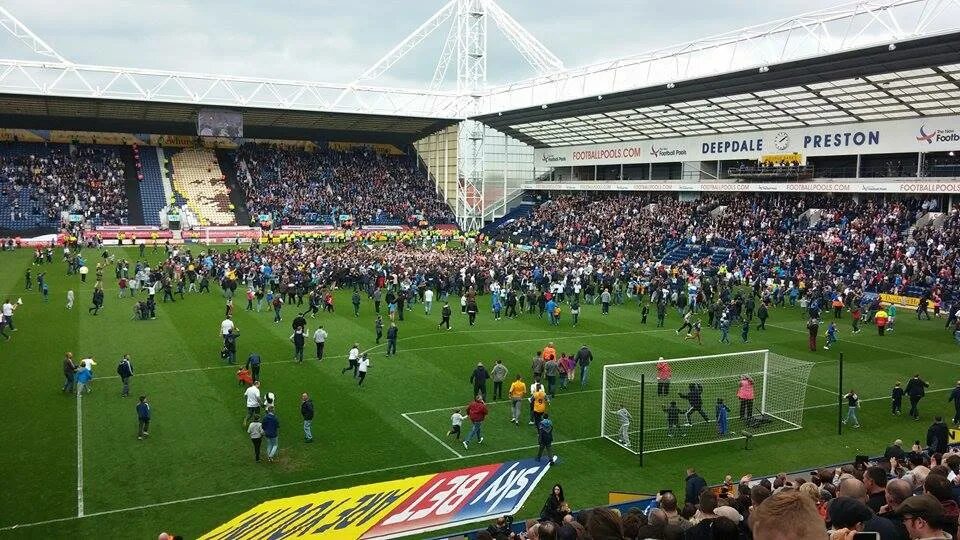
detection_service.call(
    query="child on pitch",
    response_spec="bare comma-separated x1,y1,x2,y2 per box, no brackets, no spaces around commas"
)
663,401,681,438
609,405,632,446
684,320,703,345
891,381,904,415
716,398,730,437
447,409,464,440
824,321,838,350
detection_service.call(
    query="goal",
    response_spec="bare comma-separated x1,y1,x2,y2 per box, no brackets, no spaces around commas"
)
601,350,814,456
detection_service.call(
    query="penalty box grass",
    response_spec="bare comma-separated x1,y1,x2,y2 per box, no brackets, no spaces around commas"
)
1,247,959,538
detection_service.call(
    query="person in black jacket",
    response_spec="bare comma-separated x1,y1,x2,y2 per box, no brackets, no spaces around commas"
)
116,354,133,397
300,393,314,443
438,303,452,330
949,381,960,425
906,374,930,420
471,362,489,399
684,468,707,506
680,383,709,425
386,323,398,356
540,484,566,524
927,416,949,454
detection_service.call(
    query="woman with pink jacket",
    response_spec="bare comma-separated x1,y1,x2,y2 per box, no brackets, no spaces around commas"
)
737,375,755,420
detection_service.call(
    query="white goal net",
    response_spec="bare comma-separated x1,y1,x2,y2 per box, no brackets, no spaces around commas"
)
601,350,814,455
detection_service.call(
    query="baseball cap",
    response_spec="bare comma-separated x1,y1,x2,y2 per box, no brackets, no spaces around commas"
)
828,497,873,528
714,505,742,522
895,494,945,522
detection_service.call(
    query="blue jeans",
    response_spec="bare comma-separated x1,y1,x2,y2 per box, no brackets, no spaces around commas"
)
267,436,279,457
466,421,483,442
846,407,859,426
303,420,313,441
580,365,589,388
954,330,960,345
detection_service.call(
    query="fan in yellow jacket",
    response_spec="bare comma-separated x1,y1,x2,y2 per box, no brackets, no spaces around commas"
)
508,375,526,426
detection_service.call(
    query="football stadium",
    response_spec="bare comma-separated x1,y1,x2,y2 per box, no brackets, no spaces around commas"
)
2,1,960,538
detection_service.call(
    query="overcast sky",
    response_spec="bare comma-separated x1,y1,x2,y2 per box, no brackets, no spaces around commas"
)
2,0,855,89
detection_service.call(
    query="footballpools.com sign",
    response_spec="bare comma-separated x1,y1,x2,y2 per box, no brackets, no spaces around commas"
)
200,459,551,540
522,181,960,194
534,115,960,166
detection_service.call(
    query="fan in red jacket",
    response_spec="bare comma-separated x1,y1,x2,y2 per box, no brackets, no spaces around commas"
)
463,396,488,450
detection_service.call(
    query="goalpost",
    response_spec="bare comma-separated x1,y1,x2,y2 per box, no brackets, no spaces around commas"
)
601,350,814,458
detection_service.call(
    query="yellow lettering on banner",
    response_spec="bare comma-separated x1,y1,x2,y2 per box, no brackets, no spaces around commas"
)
951,429,960,445
879,293,920,308
759,152,804,165
200,475,429,540
328,141,403,155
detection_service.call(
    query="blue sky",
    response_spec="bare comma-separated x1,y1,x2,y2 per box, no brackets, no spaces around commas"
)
1,0,852,88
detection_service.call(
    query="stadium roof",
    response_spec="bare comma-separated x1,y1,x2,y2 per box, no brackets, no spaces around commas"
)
0,94,458,144
474,32,960,148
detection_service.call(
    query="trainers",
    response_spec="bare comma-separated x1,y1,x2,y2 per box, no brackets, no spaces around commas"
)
463,441,469,449
528,421,534,425
478,437,484,444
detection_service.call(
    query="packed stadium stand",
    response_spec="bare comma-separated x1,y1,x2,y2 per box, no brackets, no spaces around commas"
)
232,143,455,227
0,142,128,230
490,192,958,303
167,148,236,226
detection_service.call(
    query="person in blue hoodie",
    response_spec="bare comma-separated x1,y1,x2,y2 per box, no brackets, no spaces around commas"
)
262,408,280,462
76,366,93,395
545,297,557,326
716,398,730,436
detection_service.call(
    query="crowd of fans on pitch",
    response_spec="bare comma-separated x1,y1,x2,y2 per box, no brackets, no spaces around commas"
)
486,437,960,539
0,144,128,227
233,143,456,227
492,193,958,301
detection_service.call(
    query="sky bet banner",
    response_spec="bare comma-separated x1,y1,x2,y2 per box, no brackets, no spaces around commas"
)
200,459,551,540
534,114,960,167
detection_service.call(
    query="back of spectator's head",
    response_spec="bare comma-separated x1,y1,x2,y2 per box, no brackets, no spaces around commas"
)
864,466,888,489
585,507,621,540
751,484,772,507
711,516,740,540
556,521,583,540
681,503,697,520
828,496,873,529
838,478,867,502
749,491,825,540
924,473,953,502
759,478,772,491
621,512,643,539
798,482,820,506
931,464,951,478
538,520,557,540
660,491,678,512
648,507,668,527
699,490,719,514
886,478,913,508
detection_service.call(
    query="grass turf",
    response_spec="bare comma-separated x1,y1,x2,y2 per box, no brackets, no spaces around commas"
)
1,246,958,539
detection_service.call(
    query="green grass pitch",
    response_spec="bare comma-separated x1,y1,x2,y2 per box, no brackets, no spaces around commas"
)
1,246,958,538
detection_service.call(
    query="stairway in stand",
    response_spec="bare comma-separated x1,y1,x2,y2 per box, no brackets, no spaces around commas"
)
216,149,251,226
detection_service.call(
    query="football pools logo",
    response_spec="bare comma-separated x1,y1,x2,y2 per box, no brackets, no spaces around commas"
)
917,125,960,144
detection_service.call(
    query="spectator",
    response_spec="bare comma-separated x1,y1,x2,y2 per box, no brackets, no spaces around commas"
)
686,468,708,506
895,494,952,540
749,490,825,540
